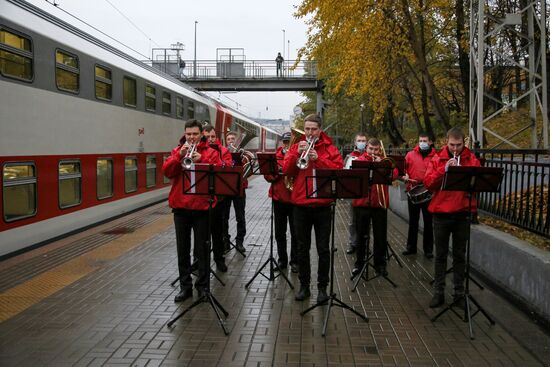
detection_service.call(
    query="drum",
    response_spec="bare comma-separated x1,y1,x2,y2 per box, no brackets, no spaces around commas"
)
407,184,432,205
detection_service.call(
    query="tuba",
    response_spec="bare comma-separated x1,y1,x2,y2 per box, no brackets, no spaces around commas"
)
284,128,304,191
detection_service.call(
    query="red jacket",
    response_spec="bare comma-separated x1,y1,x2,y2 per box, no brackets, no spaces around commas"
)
424,147,480,213
352,153,399,208
404,145,436,191
163,140,222,210
283,131,343,207
209,139,233,166
265,146,292,203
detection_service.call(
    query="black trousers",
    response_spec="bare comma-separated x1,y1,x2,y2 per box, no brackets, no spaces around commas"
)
432,213,469,295
273,200,297,266
347,200,358,247
222,194,246,245
354,207,387,268
406,198,434,254
294,205,331,289
173,209,210,291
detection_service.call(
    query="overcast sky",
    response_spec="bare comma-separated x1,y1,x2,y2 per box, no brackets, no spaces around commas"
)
28,0,309,120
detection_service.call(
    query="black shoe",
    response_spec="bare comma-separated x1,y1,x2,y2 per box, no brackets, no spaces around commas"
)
425,252,434,259
346,246,356,254
174,288,193,302
277,260,288,270
235,243,246,253
215,260,227,273
402,249,417,256
290,263,299,273
317,288,329,304
351,267,362,277
295,286,311,301
453,294,466,310
429,294,445,308
375,265,388,276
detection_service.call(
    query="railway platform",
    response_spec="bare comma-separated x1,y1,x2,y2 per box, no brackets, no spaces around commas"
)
0,178,548,366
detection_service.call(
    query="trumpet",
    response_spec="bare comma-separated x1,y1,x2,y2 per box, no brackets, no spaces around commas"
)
453,151,461,166
296,137,317,169
182,143,197,169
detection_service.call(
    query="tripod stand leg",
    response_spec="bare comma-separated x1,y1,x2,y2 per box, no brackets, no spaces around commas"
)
205,292,229,335
245,258,271,288
351,262,369,292
170,277,179,287
322,299,333,336
167,295,205,328
210,267,226,286
331,296,369,321
386,242,403,268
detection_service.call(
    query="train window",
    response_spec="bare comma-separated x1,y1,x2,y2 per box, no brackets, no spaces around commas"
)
2,162,36,222
163,154,170,184
97,159,113,199
95,65,112,101
145,85,156,112
58,161,81,208
187,101,195,119
123,77,136,107
176,96,184,118
55,49,79,93
0,27,33,81
124,157,138,193
146,156,156,188
162,92,171,115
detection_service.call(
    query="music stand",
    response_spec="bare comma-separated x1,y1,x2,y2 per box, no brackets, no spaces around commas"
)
167,164,242,335
431,165,503,339
301,169,369,336
349,160,401,290
245,153,294,289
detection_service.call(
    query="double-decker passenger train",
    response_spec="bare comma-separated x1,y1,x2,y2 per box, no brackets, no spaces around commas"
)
0,0,280,258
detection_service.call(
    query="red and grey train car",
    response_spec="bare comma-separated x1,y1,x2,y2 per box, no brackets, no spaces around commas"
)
0,0,280,258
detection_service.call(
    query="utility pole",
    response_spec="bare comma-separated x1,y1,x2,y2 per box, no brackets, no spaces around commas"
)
193,21,198,78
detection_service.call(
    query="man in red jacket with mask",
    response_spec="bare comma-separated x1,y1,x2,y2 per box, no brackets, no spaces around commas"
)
163,120,222,303
283,114,343,303
264,132,298,272
352,138,398,278
424,127,480,309
402,132,435,258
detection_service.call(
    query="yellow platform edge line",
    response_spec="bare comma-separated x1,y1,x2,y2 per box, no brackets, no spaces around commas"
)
0,215,173,323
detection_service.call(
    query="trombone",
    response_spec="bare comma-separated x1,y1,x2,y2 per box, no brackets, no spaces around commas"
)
376,140,395,208
296,137,317,169
182,143,197,169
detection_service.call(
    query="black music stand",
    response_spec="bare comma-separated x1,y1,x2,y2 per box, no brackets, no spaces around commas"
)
245,153,294,289
349,160,401,290
167,164,242,335
431,166,503,339
301,169,369,336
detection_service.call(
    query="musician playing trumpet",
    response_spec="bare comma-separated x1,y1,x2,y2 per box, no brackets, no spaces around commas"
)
424,127,480,309
283,114,343,303
402,132,435,258
352,138,398,278
162,120,222,303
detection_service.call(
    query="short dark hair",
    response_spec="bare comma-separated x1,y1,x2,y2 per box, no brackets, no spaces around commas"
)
418,131,432,140
226,131,237,138
367,137,381,147
203,124,215,133
446,127,465,141
185,119,203,132
354,132,367,141
304,113,322,127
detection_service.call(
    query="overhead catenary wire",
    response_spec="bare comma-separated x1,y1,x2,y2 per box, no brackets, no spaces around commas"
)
44,0,151,60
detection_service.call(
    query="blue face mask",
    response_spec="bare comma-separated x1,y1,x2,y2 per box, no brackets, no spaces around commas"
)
419,142,430,150
356,142,366,151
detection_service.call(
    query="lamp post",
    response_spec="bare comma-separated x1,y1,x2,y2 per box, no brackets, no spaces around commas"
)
193,21,198,78
282,29,285,59
360,103,365,133
287,40,290,61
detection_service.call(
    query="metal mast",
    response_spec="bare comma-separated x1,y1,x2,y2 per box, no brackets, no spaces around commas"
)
469,0,548,148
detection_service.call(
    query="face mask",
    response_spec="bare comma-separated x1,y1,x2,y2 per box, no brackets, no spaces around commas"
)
419,142,430,150
356,142,366,151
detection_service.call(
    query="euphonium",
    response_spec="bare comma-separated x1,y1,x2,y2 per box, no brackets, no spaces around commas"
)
182,143,197,169
296,137,317,169
229,143,255,178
